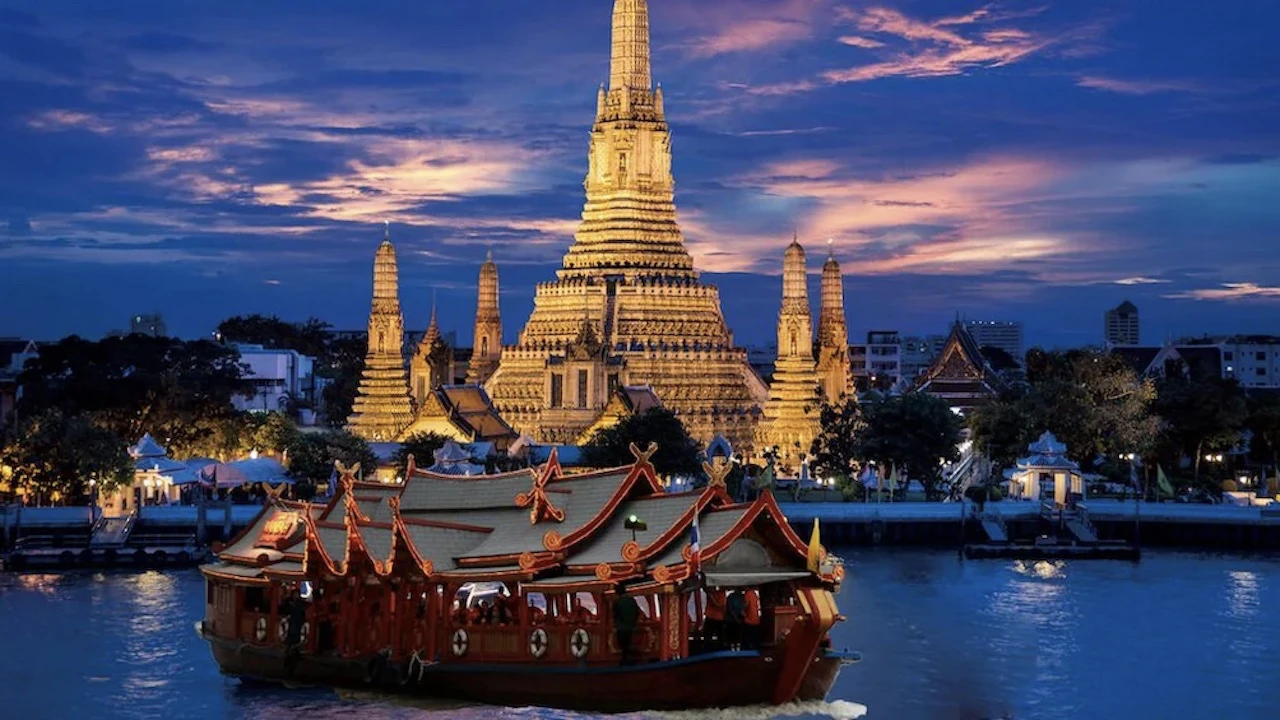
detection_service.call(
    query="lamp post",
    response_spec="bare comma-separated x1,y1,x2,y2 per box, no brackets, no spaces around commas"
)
624,514,647,543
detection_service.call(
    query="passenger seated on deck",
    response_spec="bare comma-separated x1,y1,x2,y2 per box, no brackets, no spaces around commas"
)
725,591,746,650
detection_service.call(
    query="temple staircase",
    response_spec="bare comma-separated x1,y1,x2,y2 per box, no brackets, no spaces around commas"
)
90,513,135,548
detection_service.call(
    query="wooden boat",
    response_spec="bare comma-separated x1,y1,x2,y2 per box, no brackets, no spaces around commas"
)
197,444,855,712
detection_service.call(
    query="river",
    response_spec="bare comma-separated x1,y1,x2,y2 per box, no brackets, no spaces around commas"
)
1,550,1277,719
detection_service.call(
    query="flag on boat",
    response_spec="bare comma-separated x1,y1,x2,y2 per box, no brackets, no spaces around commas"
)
1157,465,1175,499
806,518,824,573
688,512,701,575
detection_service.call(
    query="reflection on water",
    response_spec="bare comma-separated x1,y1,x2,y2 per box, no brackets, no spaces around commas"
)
1,553,1278,719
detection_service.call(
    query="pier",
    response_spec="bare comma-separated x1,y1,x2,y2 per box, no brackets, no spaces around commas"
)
779,501,1280,550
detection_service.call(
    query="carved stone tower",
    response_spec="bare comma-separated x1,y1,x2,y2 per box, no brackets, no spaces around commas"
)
816,243,852,401
484,0,766,447
466,250,502,385
755,238,822,469
347,227,414,441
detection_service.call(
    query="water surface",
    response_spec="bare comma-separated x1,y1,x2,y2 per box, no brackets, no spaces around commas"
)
2,550,1277,719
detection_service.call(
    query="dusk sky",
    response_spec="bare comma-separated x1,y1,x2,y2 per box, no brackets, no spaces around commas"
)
1,0,1278,349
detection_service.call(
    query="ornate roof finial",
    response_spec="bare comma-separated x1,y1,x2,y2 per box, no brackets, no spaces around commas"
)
610,0,652,91
827,237,835,258
383,220,390,241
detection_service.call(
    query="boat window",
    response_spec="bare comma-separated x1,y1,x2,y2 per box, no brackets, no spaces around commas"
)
572,592,599,623
206,582,214,605
527,592,548,612
244,587,268,613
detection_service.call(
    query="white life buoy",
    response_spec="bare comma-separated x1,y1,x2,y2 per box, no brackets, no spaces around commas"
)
451,628,469,657
278,618,289,642
570,628,590,659
529,628,548,658
300,621,310,646
254,617,267,642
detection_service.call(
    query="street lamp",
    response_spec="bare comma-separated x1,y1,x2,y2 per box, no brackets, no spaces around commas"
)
624,514,647,542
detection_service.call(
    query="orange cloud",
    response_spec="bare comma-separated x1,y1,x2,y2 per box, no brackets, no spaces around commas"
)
675,0,822,57
1165,283,1280,301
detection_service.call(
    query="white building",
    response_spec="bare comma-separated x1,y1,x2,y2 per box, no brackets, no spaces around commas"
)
1221,336,1280,390
850,331,902,391
964,320,1024,362
231,344,321,422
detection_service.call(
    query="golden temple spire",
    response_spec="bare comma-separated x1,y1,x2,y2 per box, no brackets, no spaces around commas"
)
817,240,851,401
347,227,414,442
610,0,651,92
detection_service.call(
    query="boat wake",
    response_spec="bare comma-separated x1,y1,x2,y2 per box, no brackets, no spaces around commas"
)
501,700,868,720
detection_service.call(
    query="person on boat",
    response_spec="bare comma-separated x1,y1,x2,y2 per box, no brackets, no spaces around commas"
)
705,587,726,647
613,594,640,665
725,590,746,650
742,589,761,649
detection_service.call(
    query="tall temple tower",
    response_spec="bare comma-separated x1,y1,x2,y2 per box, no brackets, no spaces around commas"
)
466,250,502,385
347,227,415,442
756,239,823,469
484,0,766,446
816,242,852,401
410,302,452,405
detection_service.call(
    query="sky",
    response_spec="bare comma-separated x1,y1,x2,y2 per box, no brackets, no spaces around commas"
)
1,0,1278,350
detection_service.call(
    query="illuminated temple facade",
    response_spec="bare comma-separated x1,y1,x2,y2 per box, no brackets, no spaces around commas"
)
755,240,823,467
347,229,415,442
483,0,767,447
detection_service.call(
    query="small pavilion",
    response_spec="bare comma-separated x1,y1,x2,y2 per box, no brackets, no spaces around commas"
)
100,434,204,516
1006,431,1083,506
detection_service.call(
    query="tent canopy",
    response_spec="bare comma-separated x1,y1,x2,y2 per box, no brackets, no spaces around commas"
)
200,457,291,488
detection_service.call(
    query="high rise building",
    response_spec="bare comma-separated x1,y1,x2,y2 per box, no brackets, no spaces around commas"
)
483,0,766,446
347,227,415,442
815,243,851,401
466,250,502,385
963,320,1024,362
756,239,822,467
1105,301,1140,346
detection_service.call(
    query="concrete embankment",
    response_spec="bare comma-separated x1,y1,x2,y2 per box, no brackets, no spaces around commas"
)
779,502,1280,550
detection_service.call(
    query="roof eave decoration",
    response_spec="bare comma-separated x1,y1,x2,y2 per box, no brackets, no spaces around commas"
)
631,490,725,564
302,510,347,577
539,443,665,554
389,496,437,578
516,447,567,526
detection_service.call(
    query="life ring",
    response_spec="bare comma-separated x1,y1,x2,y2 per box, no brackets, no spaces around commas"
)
300,621,310,647
570,628,590,659
278,618,289,642
451,628,469,657
529,628,548,659
254,617,267,642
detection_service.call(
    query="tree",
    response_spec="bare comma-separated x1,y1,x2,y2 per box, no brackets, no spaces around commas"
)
17,335,252,459
393,432,452,476
241,412,303,459
967,389,1037,469
1,409,131,505
1155,371,1247,480
216,314,332,358
809,396,862,482
582,407,701,478
319,335,366,427
853,393,963,499
1246,392,1280,472
286,430,378,483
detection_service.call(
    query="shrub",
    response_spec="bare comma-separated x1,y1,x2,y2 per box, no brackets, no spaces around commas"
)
988,486,1004,502
1222,479,1239,492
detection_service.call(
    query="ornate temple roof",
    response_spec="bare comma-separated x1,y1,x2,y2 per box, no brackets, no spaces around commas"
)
914,320,1004,409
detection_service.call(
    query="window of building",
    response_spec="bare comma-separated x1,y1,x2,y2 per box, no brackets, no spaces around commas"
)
577,369,589,409
1224,352,1234,361
619,153,628,175
1258,368,1267,376
607,372,620,396
1257,351,1267,361
550,373,564,408
481,336,489,358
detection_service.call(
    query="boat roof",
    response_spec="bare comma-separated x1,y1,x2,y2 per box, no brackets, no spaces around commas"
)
202,446,837,592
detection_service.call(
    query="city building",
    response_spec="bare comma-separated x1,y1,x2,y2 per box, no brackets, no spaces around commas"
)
231,343,320,423
755,239,823,468
815,244,852,401
1114,335,1280,390
480,0,767,447
1105,301,1140,346
963,320,1024,363
346,227,415,441
0,338,38,434
1222,336,1280,389
914,321,1004,412
899,334,947,382
850,331,902,392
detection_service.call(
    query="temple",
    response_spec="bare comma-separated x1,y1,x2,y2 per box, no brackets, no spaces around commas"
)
914,319,1004,412
466,251,502,385
483,0,766,448
347,228,415,441
410,303,453,407
815,243,851,402
755,239,823,468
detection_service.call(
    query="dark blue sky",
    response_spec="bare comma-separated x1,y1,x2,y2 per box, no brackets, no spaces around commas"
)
1,0,1278,348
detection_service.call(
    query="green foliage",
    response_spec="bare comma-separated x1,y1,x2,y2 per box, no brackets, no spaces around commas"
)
582,407,701,478
17,335,252,459
287,430,378,483
852,393,963,499
809,396,862,483
1,409,131,505
971,349,1159,471
393,432,452,476
1246,392,1280,469
241,412,304,457
216,314,332,358
1155,369,1247,479
319,335,366,427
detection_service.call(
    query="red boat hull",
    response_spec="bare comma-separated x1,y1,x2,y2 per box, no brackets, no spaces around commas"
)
205,632,849,712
